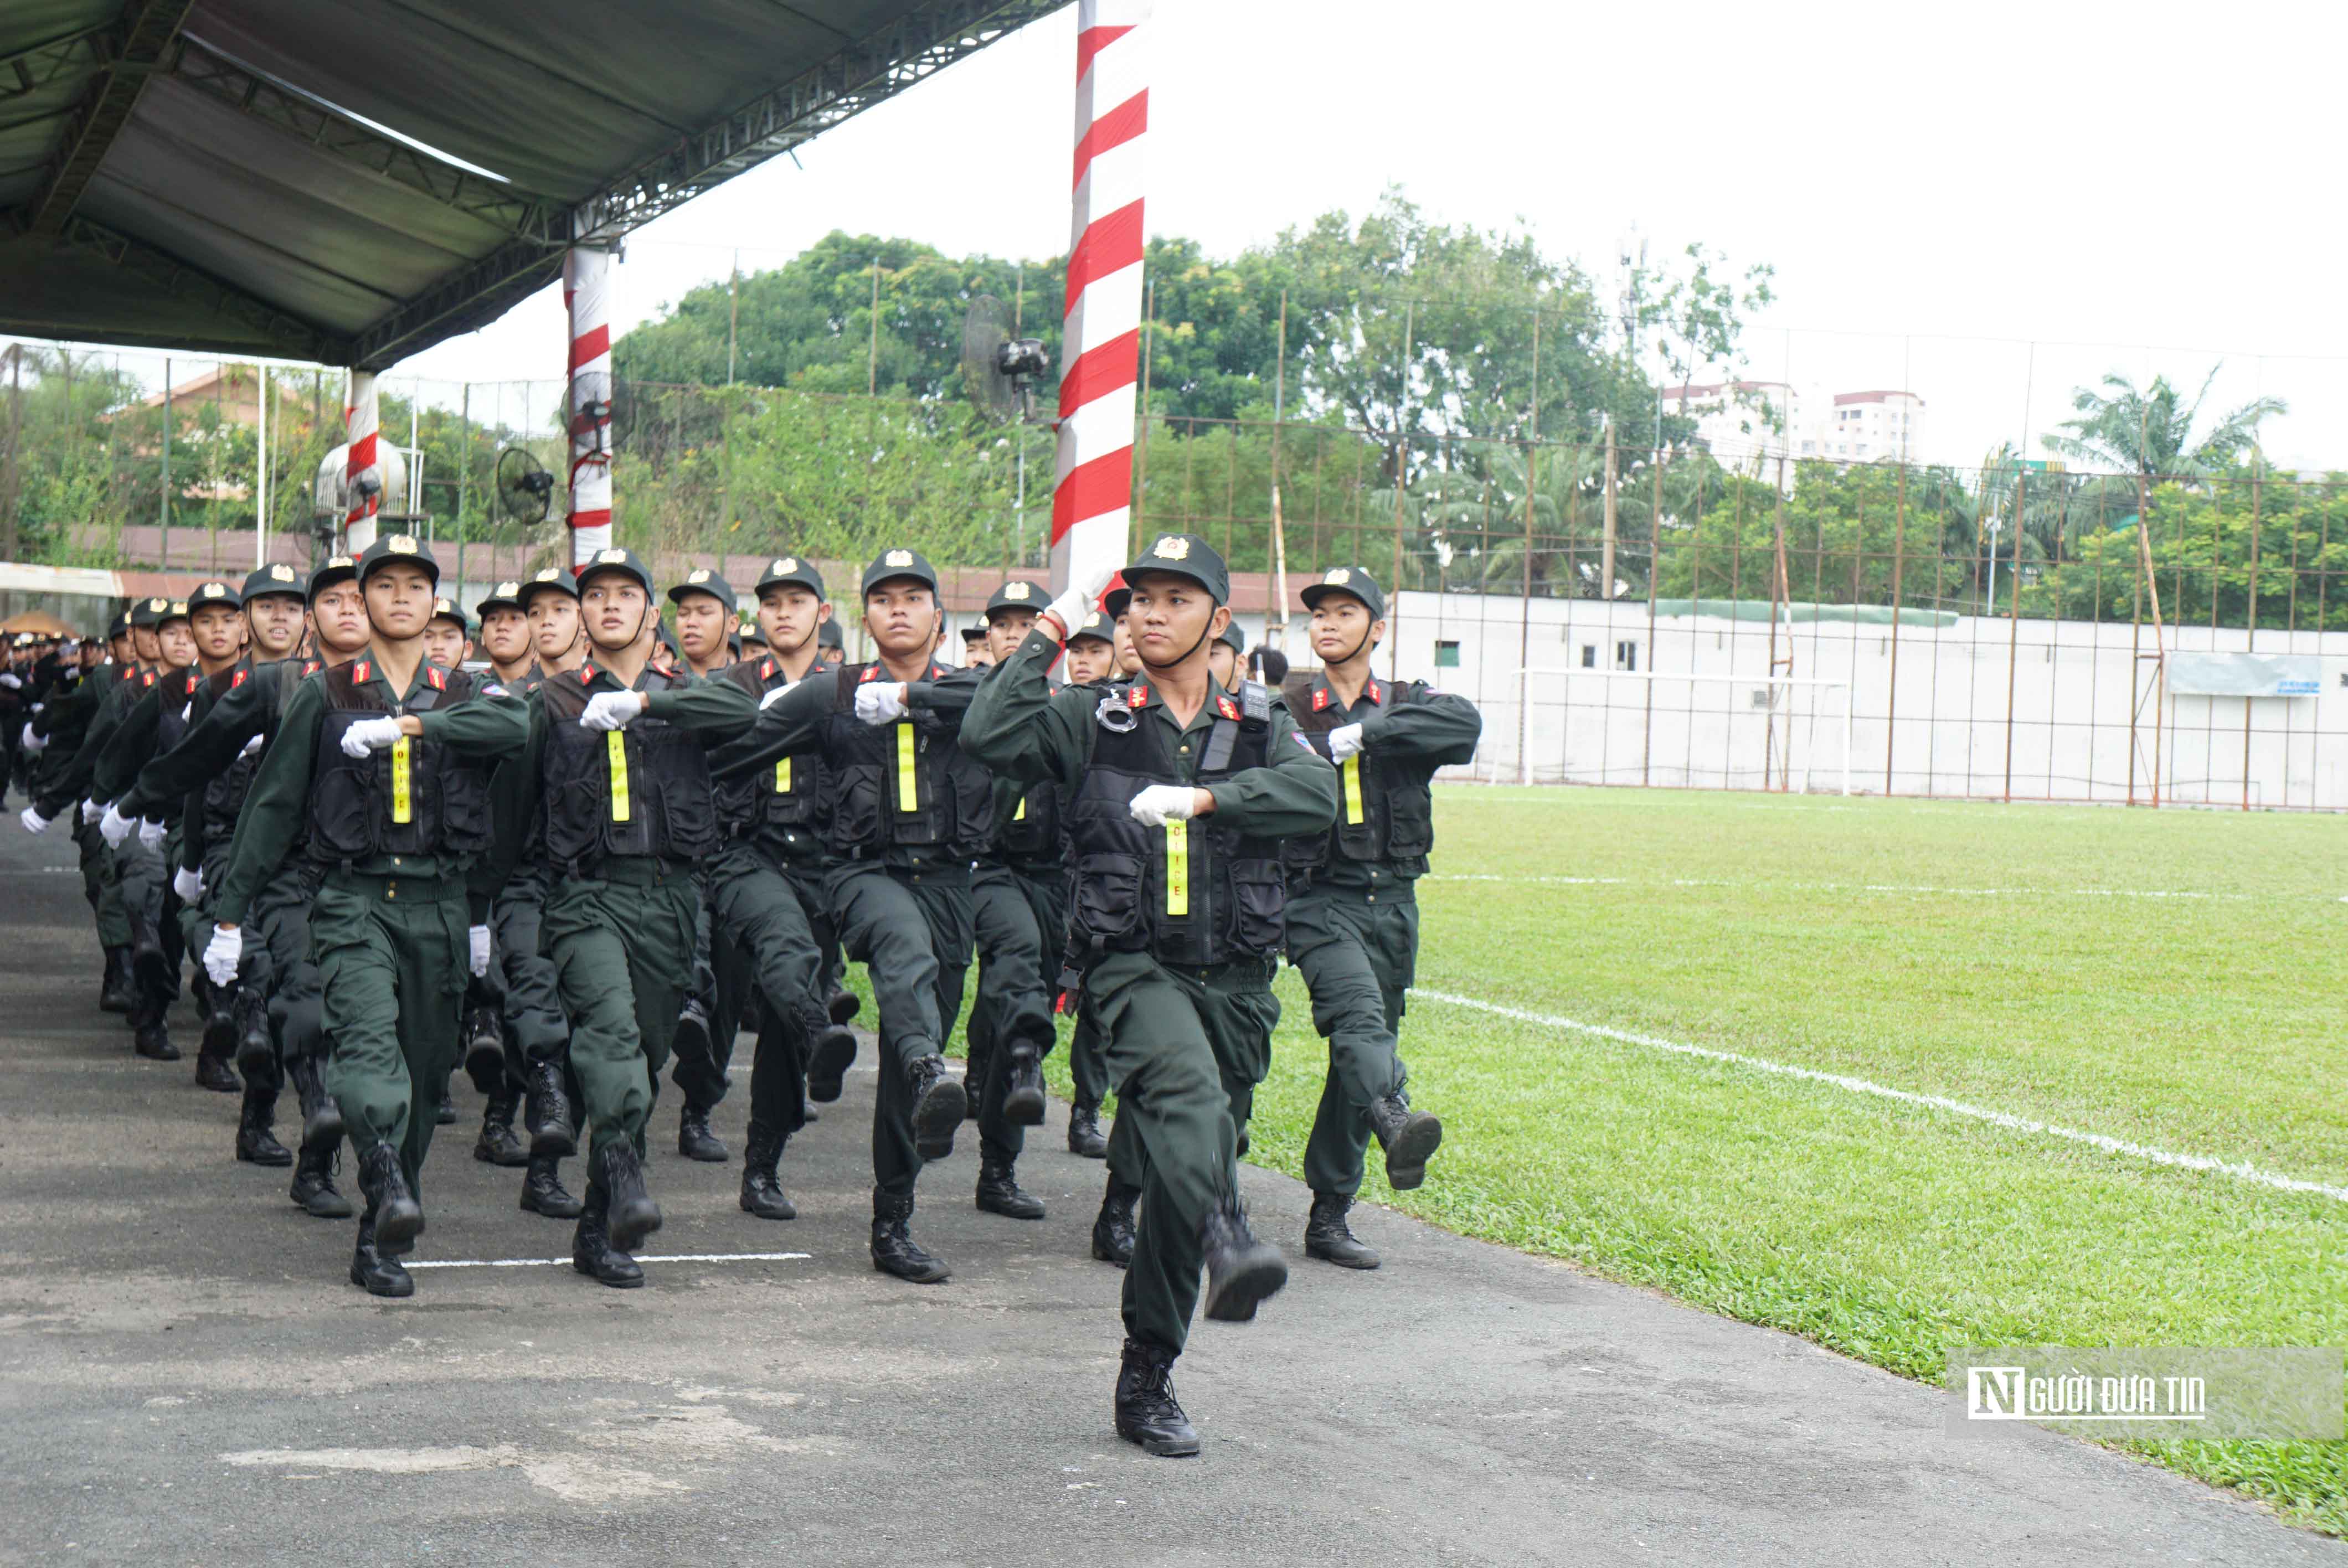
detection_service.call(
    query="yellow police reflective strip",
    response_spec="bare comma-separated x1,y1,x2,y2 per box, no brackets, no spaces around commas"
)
774,756,791,792
607,730,631,822
1014,797,1027,821
1165,821,1188,915
389,736,413,824
1343,755,1364,824
896,721,918,812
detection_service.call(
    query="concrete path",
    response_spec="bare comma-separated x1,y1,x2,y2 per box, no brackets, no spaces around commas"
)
0,824,2332,1566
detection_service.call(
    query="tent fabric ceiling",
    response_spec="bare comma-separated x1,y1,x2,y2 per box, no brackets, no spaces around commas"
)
0,0,1061,368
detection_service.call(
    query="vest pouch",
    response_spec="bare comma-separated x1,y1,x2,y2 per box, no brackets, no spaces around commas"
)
1227,859,1287,956
1384,786,1433,859
1073,852,1146,948
833,766,884,849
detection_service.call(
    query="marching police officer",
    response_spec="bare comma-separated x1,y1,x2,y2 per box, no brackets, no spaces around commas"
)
205,535,528,1297
520,566,586,674
1280,566,1480,1269
715,548,989,1285
477,546,756,1288
964,532,1337,1458
670,568,737,679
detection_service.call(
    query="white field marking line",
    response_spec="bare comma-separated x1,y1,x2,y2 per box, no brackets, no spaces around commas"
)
1413,988,2348,1205
404,1252,811,1270
1423,873,2304,902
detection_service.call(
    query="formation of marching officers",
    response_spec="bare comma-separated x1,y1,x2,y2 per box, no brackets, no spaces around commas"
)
11,527,1480,1459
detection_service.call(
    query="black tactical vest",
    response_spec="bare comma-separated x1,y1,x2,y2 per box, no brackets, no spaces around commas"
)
714,657,831,841
1065,679,1285,967
537,664,720,872
156,664,203,755
202,658,318,845
1279,674,1437,876
306,659,495,863
992,775,1063,866
823,663,992,861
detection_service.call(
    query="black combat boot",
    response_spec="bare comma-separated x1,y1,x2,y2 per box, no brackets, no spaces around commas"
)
473,1090,529,1167
739,1124,796,1221
286,1053,344,1147
671,997,713,1080
234,1083,293,1167
595,1142,661,1252
869,1190,950,1283
1367,1092,1443,1190
1114,1338,1201,1457
290,1143,354,1218
192,1040,240,1092
519,1154,583,1219
523,1060,576,1157
907,1054,966,1161
976,1157,1046,1220
128,912,171,1002
829,989,860,1026
1304,1191,1381,1270
677,1105,728,1163
461,1005,504,1091
132,1015,180,1061
200,982,240,1074
1091,1179,1138,1267
1001,1045,1046,1127
807,1025,857,1103
571,1178,644,1288
433,1070,457,1126
962,1040,988,1123
1199,1195,1288,1322
99,946,133,1014
356,1144,423,1254
231,983,274,1079
1067,1099,1108,1159
349,1211,414,1298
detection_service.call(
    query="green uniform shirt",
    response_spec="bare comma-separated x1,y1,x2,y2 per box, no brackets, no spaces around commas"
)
1292,670,1481,891
37,663,148,818
215,649,529,925
961,627,1337,845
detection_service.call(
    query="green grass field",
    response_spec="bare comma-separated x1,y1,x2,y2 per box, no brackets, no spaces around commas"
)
1005,787,2348,1533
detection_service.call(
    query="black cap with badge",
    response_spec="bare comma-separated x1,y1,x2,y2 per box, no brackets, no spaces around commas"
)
576,545,656,600
667,566,738,612
430,597,471,634
816,620,843,650
189,579,242,612
355,531,441,588
517,565,579,610
984,579,1047,620
130,596,175,629
1119,532,1230,606
1067,607,1116,646
1300,564,1386,622
478,579,527,616
1217,620,1246,655
106,610,130,639
241,561,303,604
308,554,358,600
755,554,827,601
861,546,939,597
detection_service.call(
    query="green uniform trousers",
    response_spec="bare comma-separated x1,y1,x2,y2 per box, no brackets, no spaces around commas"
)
1288,885,1417,1198
705,843,827,1140
82,818,130,949
828,862,971,1201
491,861,571,1076
970,862,1065,1167
542,856,698,1162
1085,951,1278,1355
189,850,323,1096
115,832,182,1020
315,870,470,1194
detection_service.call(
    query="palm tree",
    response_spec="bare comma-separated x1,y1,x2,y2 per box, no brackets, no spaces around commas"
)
2041,367,2284,480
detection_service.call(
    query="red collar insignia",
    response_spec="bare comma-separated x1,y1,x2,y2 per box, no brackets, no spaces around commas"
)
760,658,776,680
1365,679,1383,705
425,666,446,690
352,659,371,683
1310,684,1329,711
140,669,156,687
1126,684,1149,710
1214,694,1240,721
858,664,881,684
231,668,249,689
302,659,321,677
579,662,598,684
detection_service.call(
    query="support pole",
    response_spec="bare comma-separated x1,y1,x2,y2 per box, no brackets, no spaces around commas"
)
257,364,271,569
565,243,616,565
1049,0,1150,596
160,356,171,570
343,367,380,555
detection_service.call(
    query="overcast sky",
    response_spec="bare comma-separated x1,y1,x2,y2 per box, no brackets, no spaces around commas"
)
48,1,2348,473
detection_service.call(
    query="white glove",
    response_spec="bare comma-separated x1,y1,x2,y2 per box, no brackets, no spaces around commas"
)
99,802,135,848
853,682,908,726
1327,722,1366,764
1128,783,1202,827
1043,567,1119,639
339,716,405,757
19,721,44,752
203,925,243,988
468,924,492,978
759,684,791,711
138,817,166,852
80,797,102,826
0,671,20,689
173,866,203,904
580,691,647,731
238,733,265,759
19,805,49,834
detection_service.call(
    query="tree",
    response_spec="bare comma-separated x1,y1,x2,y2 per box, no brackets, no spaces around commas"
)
2041,367,2285,479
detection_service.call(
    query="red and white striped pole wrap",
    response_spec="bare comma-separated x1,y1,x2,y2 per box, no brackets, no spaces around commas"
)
1048,0,1149,595
343,368,380,555
564,244,615,566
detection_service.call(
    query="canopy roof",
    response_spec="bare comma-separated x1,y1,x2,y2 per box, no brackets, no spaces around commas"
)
0,0,1060,368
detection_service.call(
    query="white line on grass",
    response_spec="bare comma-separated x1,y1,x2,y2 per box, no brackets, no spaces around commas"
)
405,1252,811,1270
1413,988,2348,1205
1425,874,2300,902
